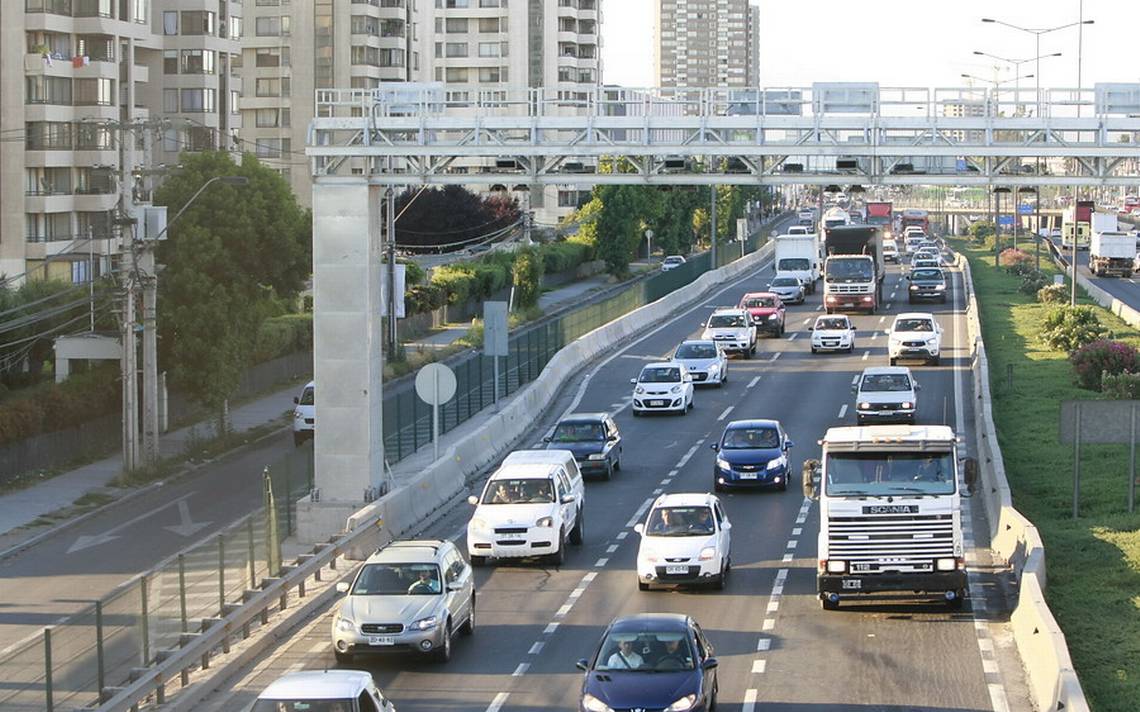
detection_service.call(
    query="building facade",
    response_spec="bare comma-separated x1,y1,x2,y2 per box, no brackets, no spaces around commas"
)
654,0,757,90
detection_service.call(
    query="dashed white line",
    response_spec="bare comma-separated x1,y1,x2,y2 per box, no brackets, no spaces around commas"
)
717,405,735,421
782,553,794,562
512,663,530,677
652,488,663,495
594,558,608,567
661,478,672,486
568,588,585,599
802,317,811,324
792,527,802,536
816,304,823,311
544,622,559,634
766,600,779,613
851,373,860,384
485,692,510,712
529,642,545,655
878,316,886,324
762,618,776,631
556,603,572,617
752,659,767,674
625,497,654,527
787,539,798,548
871,331,880,340
743,689,758,712
747,376,761,389
606,544,618,554
616,531,628,540
838,404,848,418
861,350,870,361
757,638,771,651
769,352,782,362
787,332,798,342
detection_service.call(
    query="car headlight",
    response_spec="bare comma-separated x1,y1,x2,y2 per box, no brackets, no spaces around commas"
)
587,453,607,461
582,694,614,712
412,616,440,631
937,557,958,571
768,313,779,320
642,549,659,563
707,364,719,374
470,517,490,533
336,616,355,633
293,409,303,419
901,401,913,409
858,402,871,410
909,285,919,291
889,336,903,344
826,560,847,574
934,284,946,290
767,455,786,471
536,516,554,528
671,385,682,394
716,456,731,471
635,386,645,394
698,547,717,561
666,694,698,711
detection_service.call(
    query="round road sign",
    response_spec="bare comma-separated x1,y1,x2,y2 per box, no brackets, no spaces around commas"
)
415,362,457,406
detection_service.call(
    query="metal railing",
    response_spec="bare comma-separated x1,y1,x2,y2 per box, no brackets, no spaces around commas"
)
0,445,313,712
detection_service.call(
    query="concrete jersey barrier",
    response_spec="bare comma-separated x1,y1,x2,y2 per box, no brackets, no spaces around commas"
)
957,254,1089,712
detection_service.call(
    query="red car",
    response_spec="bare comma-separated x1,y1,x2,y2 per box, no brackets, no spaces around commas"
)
738,292,786,337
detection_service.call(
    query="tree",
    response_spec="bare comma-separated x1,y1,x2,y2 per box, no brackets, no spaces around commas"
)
652,187,703,256
511,247,543,309
394,186,520,251
593,185,663,277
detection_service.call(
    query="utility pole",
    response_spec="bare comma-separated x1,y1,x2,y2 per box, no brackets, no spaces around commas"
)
386,189,398,357
710,184,718,267
119,37,141,471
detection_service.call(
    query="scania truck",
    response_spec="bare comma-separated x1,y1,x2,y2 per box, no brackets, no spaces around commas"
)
803,425,977,610
822,225,883,314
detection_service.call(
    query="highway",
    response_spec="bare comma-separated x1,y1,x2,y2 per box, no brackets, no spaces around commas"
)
197,254,1033,711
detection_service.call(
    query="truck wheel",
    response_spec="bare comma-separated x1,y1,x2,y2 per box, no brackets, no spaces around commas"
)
469,555,486,567
947,589,967,610
889,357,897,366
820,594,840,611
569,510,584,545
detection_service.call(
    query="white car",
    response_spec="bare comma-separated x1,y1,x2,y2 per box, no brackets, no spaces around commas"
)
466,450,585,566
630,362,695,415
911,257,941,272
292,381,314,447
701,308,757,357
662,255,686,271
250,670,395,712
672,340,728,387
904,235,926,254
634,492,732,590
853,366,920,425
787,225,810,235
888,312,943,366
809,314,856,354
882,239,900,263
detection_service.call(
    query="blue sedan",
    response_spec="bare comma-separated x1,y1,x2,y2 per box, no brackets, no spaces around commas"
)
711,418,794,492
578,614,718,712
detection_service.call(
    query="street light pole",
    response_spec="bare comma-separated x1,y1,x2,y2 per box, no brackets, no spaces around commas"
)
981,17,1095,116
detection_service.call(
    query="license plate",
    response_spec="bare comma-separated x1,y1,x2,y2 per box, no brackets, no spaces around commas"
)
851,563,875,572
737,472,758,480
841,579,862,590
665,565,689,575
368,636,396,646
650,400,666,406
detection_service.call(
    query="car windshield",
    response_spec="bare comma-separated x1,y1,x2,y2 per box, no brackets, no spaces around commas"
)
825,451,956,496
824,218,847,228
912,269,943,281
640,366,681,383
772,277,799,287
551,422,605,442
777,258,810,271
645,506,715,537
741,297,776,308
861,374,913,392
664,257,684,265
895,318,934,332
708,314,746,327
883,242,897,250
299,387,314,406
351,563,442,596
815,317,849,330
675,343,717,360
253,699,357,712
722,427,780,449
825,260,873,282
481,477,555,504
595,631,696,672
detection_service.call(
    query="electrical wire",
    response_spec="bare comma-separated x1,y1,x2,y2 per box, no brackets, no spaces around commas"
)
0,312,96,354
0,284,88,319
0,296,95,336
395,219,522,252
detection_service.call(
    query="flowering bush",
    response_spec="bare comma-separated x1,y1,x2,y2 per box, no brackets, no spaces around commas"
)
1041,305,1109,352
1037,283,1067,304
1102,371,1140,399
999,247,1034,274
1018,270,1050,296
1069,339,1138,390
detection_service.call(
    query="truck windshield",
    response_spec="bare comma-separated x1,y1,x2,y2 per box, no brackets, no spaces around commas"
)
825,259,872,282
777,258,810,271
824,219,847,229
825,451,956,496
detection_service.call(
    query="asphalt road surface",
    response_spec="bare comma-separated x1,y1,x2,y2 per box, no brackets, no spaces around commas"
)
196,252,1033,712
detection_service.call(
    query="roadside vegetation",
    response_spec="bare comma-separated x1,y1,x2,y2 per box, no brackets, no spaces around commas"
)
960,239,1140,712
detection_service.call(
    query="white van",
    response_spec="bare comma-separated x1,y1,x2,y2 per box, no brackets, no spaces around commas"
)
466,450,585,566
292,380,315,447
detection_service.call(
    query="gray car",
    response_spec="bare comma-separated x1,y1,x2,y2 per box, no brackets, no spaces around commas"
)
768,276,806,305
332,539,474,664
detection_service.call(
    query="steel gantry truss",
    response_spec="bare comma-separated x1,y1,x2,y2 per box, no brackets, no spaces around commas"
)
307,83,1140,187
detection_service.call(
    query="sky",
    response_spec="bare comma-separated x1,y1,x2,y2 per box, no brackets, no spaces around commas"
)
602,0,1138,90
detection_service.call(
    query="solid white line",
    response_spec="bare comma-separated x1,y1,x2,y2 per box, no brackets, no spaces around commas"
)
787,332,798,342
838,404,848,418
594,558,608,567
743,689,758,712
717,406,734,421
748,375,761,388
988,684,1012,712
513,663,530,677
861,350,870,361
757,638,771,651
529,642,545,655
752,659,767,674
762,619,775,631
606,544,618,553
485,692,510,712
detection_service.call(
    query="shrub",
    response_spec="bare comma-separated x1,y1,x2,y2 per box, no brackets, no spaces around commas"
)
0,365,121,446
1102,371,1140,399
401,259,425,286
252,314,313,362
1041,305,1110,352
539,239,594,274
999,248,1034,275
1037,283,1067,304
406,283,446,314
1069,339,1139,391
512,247,544,308
1018,269,1051,296
969,221,995,244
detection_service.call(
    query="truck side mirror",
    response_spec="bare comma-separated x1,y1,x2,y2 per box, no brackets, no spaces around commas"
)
802,459,820,499
963,457,979,494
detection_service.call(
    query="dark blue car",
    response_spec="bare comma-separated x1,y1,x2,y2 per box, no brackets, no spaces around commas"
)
578,614,718,712
711,419,794,492
543,413,623,480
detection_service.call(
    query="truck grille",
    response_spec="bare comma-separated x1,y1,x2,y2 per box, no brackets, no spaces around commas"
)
831,284,872,294
828,513,954,572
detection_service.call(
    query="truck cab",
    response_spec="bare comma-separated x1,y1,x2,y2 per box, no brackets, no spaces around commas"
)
804,425,976,610
822,226,883,314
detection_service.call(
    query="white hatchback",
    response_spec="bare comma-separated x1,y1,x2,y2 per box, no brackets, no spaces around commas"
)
631,362,695,415
809,314,856,354
634,493,732,590
888,312,943,366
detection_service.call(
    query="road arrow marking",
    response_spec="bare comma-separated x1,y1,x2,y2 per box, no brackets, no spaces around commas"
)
67,493,196,554
164,499,212,538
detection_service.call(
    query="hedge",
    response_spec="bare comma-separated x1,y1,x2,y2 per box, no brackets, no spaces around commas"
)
0,365,121,446
538,238,595,274
252,313,313,363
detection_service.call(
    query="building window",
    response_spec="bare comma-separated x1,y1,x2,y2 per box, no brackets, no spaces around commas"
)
163,88,178,112
26,76,72,105
445,18,468,33
75,166,113,194
74,78,114,105
229,16,242,40
445,42,468,58
255,108,279,127
73,0,113,19
445,67,468,82
479,17,503,32
163,50,178,74
180,49,215,74
255,78,281,97
77,211,114,240
230,90,240,114
179,88,216,112
479,42,502,57
181,11,215,35
255,48,283,67
478,66,503,82
75,123,113,150
75,35,114,62
162,11,178,34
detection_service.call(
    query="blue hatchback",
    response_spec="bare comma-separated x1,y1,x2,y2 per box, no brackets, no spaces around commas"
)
711,419,794,492
577,614,718,712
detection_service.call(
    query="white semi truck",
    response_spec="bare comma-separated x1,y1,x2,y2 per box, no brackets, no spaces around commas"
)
1089,228,1136,278
803,425,977,610
774,234,822,293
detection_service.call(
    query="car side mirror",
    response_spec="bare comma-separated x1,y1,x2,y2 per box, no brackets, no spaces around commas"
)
914,383,922,391
561,494,576,504
336,582,350,594
633,523,645,535
702,657,719,671
807,326,814,331
802,459,821,500
785,440,795,449
700,321,708,328
447,582,463,592
293,396,300,404
721,521,732,531
607,434,619,442
710,443,719,451
542,436,552,443
630,378,638,385
467,495,479,506
964,457,979,494
577,658,590,671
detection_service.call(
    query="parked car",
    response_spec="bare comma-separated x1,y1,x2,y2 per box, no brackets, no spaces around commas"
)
701,308,758,355
737,292,787,337
292,381,315,447
888,312,943,365
251,670,395,712
466,450,585,565
631,362,695,415
809,314,856,354
767,275,806,305
661,255,686,271
331,540,474,664
672,339,728,386
634,493,732,589
577,614,719,712
543,413,623,480
710,419,793,492
907,267,948,304
853,366,920,425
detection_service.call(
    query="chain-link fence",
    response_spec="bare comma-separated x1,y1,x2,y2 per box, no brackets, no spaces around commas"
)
0,444,313,711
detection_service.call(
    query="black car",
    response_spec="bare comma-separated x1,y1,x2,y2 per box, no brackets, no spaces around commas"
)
578,614,718,712
907,267,948,303
543,413,623,480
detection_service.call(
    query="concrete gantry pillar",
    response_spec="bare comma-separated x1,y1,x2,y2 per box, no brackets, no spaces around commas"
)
309,178,386,510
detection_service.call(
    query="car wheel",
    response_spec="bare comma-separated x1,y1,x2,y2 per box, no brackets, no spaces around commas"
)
603,460,613,481
847,343,855,354
779,478,788,492
569,510,584,545
714,481,725,492
941,295,947,304
811,346,818,354
908,297,915,305
334,650,353,665
889,357,897,366
614,455,622,472
709,683,719,712
632,409,642,417
930,355,941,366
293,433,304,447
638,578,650,591
469,555,486,567
714,558,728,590
461,598,475,636
434,621,453,662
550,533,566,566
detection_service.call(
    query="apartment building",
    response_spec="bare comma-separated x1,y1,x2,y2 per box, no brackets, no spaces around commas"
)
0,0,240,284
654,0,758,89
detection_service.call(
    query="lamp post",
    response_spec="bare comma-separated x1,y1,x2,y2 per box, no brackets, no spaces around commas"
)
971,50,1062,115
644,229,654,262
981,16,1094,116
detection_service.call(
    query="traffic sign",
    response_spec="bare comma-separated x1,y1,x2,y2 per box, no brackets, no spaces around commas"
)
1018,204,1034,215
415,363,457,406
998,215,1015,226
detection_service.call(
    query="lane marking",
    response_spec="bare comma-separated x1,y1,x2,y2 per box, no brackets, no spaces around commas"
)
861,350,870,361
786,332,798,342
762,618,775,631
769,352,782,362
802,317,811,324
528,642,544,655
307,641,327,654
792,527,802,536
743,688,758,712
661,478,672,486
871,331,879,340
838,404,848,418
787,539,798,548
606,544,618,553
594,558,608,567
544,622,559,634
616,531,628,540
766,600,779,613
752,659,767,674
625,497,654,527
748,376,761,389
652,488,663,495
782,553,793,562
851,374,860,384
485,692,510,712
878,316,886,324
757,638,771,651
513,663,530,677
717,406,734,421
556,603,572,617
